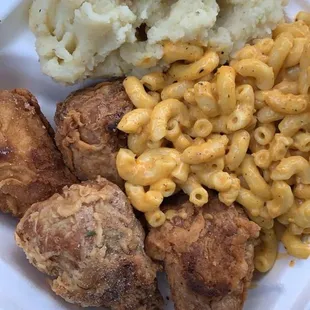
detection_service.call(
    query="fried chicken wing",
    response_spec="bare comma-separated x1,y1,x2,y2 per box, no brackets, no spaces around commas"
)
0,89,76,217
55,81,133,187
15,177,163,310
146,193,260,310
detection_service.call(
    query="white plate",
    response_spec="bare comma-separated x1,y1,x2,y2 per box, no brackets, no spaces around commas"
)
0,1,310,310
0,0,22,22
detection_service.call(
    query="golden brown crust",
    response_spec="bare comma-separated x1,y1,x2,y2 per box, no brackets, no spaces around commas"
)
55,81,133,187
16,177,163,309
0,89,76,217
146,193,260,310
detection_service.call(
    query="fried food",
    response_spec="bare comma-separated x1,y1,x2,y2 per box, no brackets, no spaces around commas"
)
15,177,163,309
146,193,260,310
55,81,133,187
0,89,76,217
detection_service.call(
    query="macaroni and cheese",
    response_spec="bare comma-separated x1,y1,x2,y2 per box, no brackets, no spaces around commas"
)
116,12,310,266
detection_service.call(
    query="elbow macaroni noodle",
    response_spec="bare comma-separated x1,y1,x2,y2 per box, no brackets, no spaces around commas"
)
255,228,278,272
116,12,310,263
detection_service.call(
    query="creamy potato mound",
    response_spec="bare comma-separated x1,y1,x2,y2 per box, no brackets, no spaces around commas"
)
29,0,287,84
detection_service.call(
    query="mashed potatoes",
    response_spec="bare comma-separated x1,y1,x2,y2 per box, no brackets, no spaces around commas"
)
29,0,287,84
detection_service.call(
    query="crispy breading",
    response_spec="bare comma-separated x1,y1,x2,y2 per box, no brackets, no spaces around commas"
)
15,177,163,310
55,80,133,187
146,193,260,310
0,89,76,217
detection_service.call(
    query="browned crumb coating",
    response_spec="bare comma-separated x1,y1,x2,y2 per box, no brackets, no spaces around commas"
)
146,193,260,310
55,81,133,187
15,177,163,310
0,89,76,217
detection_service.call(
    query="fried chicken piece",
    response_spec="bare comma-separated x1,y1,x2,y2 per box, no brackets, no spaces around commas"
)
146,193,260,310
55,81,133,187
0,89,76,217
15,177,163,310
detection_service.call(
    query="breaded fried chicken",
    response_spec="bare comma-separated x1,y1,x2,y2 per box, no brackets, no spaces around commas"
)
55,80,133,187
15,177,163,310
0,89,76,217
146,193,260,310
